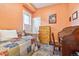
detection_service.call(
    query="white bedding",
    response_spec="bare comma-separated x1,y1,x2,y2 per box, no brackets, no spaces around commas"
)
14,39,31,56
14,36,33,56
0,30,18,41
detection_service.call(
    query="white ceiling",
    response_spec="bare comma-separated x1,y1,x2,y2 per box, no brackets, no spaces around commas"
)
32,3,56,8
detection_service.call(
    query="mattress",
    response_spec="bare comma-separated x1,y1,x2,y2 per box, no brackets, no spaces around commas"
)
4,43,20,56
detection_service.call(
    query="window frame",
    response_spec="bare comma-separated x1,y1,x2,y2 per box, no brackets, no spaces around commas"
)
23,10,32,30
32,17,41,34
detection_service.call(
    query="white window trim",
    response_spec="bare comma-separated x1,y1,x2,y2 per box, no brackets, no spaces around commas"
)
23,10,32,30
32,17,41,34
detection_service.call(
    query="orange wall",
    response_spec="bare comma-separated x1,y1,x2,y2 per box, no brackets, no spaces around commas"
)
69,3,79,16
33,4,71,42
0,3,34,32
0,3,79,42
0,4,23,32
68,3,79,26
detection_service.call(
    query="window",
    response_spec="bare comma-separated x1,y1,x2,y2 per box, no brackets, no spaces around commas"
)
32,17,41,34
23,10,31,33
23,11,31,25
23,14,30,25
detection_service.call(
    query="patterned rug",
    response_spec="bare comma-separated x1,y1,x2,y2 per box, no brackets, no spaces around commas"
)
32,44,61,56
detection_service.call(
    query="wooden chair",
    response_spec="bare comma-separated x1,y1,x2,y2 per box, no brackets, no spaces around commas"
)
52,33,61,54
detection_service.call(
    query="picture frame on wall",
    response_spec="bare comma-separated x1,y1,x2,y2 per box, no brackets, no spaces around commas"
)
49,14,56,24
72,11,78,20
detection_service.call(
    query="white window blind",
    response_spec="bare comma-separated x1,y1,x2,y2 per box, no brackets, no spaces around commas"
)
32,17,41,34
23,10,31,33
23,14,30,25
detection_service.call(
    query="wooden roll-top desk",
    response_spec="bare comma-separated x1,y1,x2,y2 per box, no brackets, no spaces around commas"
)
58,26,79,56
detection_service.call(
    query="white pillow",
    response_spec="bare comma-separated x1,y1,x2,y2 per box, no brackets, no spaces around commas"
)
0,30,18,41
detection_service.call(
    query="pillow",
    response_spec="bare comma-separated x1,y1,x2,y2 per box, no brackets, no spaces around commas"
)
0,30,18,41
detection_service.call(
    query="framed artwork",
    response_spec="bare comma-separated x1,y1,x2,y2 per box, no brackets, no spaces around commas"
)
72,11,78,20
49,14,56,24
